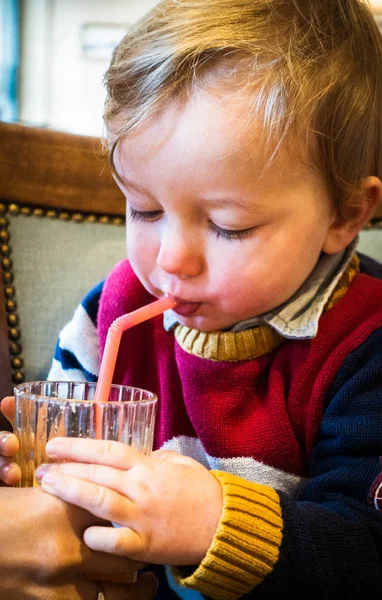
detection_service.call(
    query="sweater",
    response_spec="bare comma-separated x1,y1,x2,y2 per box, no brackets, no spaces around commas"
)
49,255,382,599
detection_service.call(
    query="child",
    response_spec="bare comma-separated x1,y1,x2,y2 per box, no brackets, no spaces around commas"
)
2,0,382,597
369,461,382,511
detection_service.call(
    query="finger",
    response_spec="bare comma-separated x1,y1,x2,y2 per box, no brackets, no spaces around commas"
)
152,448,181,460
122,572,159,600
89,572,140,584
0,396,15,424
0,431,19,457
79,552,145,578
46,437,148,469
85,525,146,561
0,456,21,485
101,581,136,600
87,561,148,583
103,574,158,600
41,471,136,525
152,448,196,466
36,461,130,497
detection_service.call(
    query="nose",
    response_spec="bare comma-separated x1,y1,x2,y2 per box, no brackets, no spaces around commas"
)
156,226,204,279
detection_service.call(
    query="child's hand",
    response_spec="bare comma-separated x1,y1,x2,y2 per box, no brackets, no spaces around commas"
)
0,396,20,485
36,438,223,565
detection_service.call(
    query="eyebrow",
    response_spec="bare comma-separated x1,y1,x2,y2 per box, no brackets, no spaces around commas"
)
120,178,156,199
121,177,259,212
203,197,257,211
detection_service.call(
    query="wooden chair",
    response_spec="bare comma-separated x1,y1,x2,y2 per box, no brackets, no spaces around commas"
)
0,121,381,433
0,121,126,430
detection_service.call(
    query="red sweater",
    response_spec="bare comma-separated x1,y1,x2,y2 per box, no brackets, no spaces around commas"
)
97,259,382,599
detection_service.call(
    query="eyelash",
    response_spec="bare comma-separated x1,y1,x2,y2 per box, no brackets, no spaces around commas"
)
128,207,162,222
128,207,254,241
211,224,254,241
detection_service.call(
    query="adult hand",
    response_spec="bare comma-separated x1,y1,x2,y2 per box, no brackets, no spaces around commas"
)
0,485,150,599
0,396,20,485
36,438,223,565
103,572,158,600
0,574,158,600
1,395,15,425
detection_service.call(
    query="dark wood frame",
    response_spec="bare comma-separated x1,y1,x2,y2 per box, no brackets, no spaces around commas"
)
0,121,125,429
0,121,124,216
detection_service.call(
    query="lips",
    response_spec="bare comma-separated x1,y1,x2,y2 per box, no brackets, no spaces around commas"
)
171,298,201,317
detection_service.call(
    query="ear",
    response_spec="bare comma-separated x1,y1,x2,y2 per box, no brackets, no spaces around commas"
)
322,176,382,254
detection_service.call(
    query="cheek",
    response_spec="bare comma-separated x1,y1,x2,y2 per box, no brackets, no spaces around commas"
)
126,227,158,273
207,250,258,301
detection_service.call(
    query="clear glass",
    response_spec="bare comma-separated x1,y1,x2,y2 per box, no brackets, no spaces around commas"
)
15,381,158,488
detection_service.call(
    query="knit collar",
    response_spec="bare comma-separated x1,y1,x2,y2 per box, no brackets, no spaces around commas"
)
172,250,360,362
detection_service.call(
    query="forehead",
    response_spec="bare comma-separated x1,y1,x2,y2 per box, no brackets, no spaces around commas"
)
113,87,314,191
121,90,253,158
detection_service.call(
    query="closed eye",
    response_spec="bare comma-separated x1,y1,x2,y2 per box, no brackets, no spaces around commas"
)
210,222,256,241
128,207,163,222
128,207,256,241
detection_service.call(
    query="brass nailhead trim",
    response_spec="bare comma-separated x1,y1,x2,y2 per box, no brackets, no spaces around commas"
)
0,201,126,386
0,201,126,227
9,342,21,355
5,299,17,312
0,208,23,385
11,357,23,369
2,271,13,284
364,219,382,230
8,203,20,215
32,208,44,217
7,314,18,326
13,371,24,384
2,257,12,271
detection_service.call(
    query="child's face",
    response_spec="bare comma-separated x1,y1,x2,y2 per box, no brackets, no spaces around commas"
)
114,89,338,332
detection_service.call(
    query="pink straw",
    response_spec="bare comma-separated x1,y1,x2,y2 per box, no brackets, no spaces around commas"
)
94,296,176,404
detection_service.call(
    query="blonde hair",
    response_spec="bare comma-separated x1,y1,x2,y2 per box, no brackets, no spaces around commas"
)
104,0,382,211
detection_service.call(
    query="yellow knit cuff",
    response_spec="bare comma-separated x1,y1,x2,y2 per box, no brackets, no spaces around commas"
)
173,470,283,600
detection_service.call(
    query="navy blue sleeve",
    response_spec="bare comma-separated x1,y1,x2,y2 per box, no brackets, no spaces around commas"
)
48,280,104,381
252,328,382,598
358,251,382,280
81,279,104,326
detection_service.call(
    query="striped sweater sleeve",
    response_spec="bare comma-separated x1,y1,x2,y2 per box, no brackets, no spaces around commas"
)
47,281,103,382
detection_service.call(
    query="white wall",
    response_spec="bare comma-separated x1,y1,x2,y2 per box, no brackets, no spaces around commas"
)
19,0,382,136
19,0,158,135
371,0,382,11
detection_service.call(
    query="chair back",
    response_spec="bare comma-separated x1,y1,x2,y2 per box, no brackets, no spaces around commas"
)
0,122,126,429
0,121,381,431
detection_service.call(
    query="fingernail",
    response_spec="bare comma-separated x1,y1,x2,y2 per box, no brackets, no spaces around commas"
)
41,473,57,494
45,439,61,457
0,434,11,449
35,464,49,481
3,463,20,485
2,464,11,477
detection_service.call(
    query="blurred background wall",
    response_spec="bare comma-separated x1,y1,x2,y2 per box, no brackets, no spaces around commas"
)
3,0,158,135
0,0,18,122
1,0,382,136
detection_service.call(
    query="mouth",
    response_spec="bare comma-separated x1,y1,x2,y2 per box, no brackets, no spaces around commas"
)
170,297,202,317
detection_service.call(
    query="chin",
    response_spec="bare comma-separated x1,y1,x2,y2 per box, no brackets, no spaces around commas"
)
176,314,231,333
